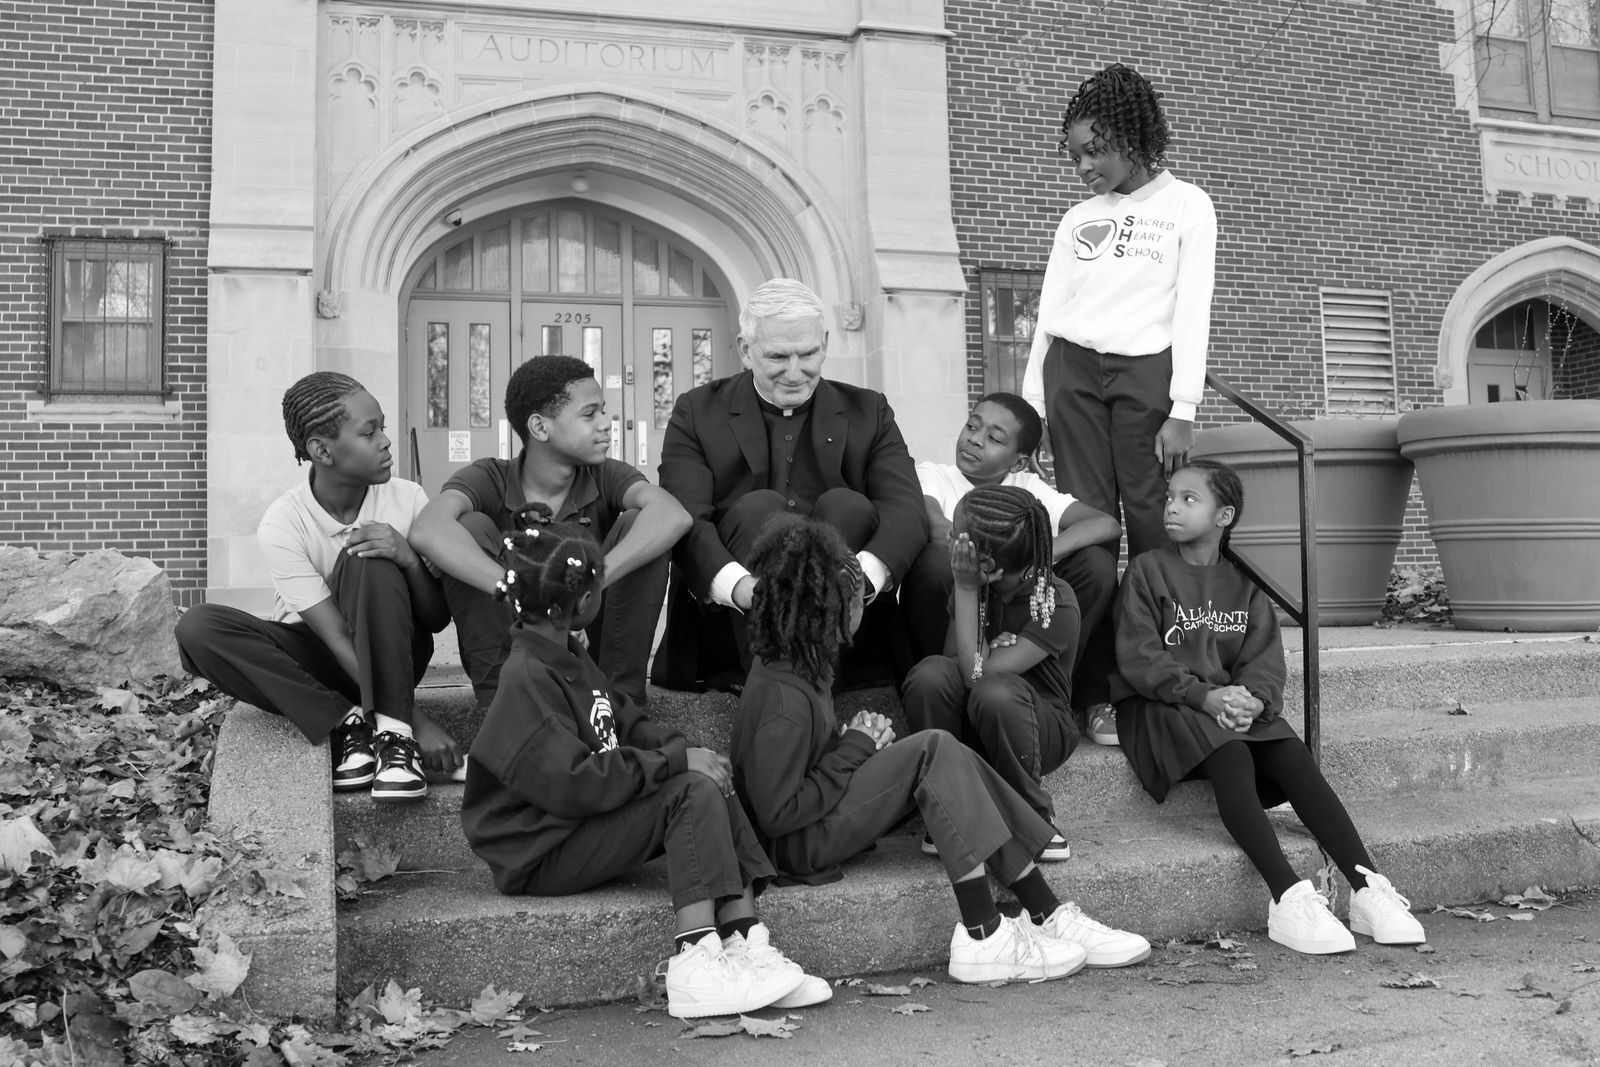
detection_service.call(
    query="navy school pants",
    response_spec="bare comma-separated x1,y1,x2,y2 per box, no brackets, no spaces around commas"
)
520,773,776,913
761,729,1057,887
443,508,666,709
900,658,1078,823
174,553,432,743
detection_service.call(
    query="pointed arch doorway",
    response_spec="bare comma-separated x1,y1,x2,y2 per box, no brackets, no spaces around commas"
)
401,200,736,497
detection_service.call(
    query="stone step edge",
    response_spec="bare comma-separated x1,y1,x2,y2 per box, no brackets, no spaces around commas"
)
334,782,1600,1007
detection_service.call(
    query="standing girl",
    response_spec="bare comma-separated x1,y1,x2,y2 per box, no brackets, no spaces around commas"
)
1021,63,1218,745
730,517,1150,981
460,510,829,1018
901,485,1079,859
1113,460,1426,954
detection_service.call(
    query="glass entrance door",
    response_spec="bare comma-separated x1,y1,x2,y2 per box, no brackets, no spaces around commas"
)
634,305,724,475
405,298,511,499
520,300,625,463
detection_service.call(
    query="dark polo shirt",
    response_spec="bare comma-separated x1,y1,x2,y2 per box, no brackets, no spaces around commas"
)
443,452,644,535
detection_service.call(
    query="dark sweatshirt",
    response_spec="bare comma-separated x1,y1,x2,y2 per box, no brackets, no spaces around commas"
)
462,625,688,893
1112,548,1286,717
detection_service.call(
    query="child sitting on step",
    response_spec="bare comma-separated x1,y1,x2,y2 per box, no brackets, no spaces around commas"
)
730,517,1150,982
901,485,1081,860
1113,459,1426,954
460,508,830,1018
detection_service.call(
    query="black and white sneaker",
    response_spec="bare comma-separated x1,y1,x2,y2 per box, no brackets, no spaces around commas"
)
331,716,376,792
371,731,427,801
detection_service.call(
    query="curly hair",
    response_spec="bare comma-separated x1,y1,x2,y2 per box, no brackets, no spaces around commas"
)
976,392,1044,458
954,485,1057,678
746,517,861,689
505,355,597,447
1175,458,1245,551
492,504,606,624
1058,63,1170,176
281,372,365,465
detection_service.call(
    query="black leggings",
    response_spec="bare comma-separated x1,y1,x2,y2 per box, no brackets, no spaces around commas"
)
1198,738,1373,901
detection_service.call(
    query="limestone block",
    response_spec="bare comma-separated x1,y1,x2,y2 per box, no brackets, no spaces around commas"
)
0,546,183,687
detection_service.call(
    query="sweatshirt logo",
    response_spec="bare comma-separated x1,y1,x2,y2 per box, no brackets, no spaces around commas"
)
1164,601,1251,645
1072,219,1116,260
589,690,618,751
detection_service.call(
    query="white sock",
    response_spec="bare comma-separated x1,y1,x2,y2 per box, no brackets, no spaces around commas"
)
373,714,413,739
342,707,365,727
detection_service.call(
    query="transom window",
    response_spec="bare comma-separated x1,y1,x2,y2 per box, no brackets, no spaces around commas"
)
1473,0,1600,122
47,237,167,395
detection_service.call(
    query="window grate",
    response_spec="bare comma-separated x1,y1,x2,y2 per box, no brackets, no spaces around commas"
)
1319,289,1396,414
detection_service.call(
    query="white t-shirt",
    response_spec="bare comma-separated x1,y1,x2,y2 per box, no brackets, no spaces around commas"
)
257,477,430,622
915,461,1078,532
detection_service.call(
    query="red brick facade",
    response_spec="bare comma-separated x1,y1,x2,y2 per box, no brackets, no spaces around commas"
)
945,0,1600,569
0,1,212,605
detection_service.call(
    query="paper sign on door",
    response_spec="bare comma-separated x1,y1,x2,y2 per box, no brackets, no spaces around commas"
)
448,430,471,463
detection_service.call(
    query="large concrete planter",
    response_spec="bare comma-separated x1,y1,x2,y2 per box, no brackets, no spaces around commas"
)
1191,418,1413,625
1397,401,1600,631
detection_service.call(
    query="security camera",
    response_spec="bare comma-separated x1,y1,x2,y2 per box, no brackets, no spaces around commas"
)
443,208,463,227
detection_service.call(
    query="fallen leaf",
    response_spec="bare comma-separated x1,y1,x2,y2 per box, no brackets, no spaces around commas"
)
1433,905,1495,922
1381,973,1440,989
681,1018,742,1039
908,976,934,988
95,688,142,714
864,983,912,996
278,1032,348,1066
737,1014,799,1038
337,835,402,884
1288,1043,1341,1057
186,931,252,998
508,1041,544,1052
1510,974,1558,1000
470,983,524,1024
1504,913,1535,922
1555,999,1572,1014
1206,937,1244,951
376,980,423,1025
890,1002,931,1015
128,969,202,1016
1447,701,1469,716
169,1012,223,1045
0,814,57,873
1415,944,1437,954
254,867,308,899
632,973,668,1013
0,925,26,959
499,1022,544,1041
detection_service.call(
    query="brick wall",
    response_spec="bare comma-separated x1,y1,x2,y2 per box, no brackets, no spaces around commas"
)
0,1,213,605
945,0,1600,576
1554,312,1600,400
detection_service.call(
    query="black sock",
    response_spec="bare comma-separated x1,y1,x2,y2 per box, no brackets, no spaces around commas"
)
674,926,717,953
717,915,758,941
953,877,1001,940
1010,869,1060,923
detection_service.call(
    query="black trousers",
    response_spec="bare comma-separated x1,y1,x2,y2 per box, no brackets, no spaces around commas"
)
900,657,1077,823
899,540,1118,709
654,487,911,692
522,773,776,912
1042,339,1174,561
174,553,432,743
442,509,666,709
763,730,1056,887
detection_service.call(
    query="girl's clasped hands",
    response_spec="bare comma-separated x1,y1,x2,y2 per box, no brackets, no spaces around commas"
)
842,710,896,750
1203,685,1262,732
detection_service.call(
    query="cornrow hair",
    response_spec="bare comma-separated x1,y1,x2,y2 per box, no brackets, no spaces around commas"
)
746,517,859,690
1058,63,1171,176
1176,458,1245,553
491,503,606,624
504,355,596,447
281,372,365,464
954,485,1057,681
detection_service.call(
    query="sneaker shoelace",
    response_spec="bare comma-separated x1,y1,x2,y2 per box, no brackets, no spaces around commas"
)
1286,886,1336,923
1362,879,1411,913
377,733,421,773
1006,916,1055,966
1053,902,1112,935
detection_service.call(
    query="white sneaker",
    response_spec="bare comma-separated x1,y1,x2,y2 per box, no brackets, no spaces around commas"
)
1348,867,1426,945
723,923,832,1009
665,931,802,1019
1032,902,1151,967
1269,880,1356,955
948,914,1086,984
1087,704,1120,747
1039,835,1071,862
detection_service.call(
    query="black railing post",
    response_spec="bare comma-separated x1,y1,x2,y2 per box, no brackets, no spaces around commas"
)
1204,372,1321,762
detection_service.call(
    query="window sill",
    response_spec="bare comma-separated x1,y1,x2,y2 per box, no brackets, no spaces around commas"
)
1474,116,1600,142
26,397,185,423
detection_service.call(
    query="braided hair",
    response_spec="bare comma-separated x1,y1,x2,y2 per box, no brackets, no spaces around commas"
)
1176,458,1245,552
1058,63,1170,177
954,485,1057,680
491,503,606,624
746,517,861,689
505,355,597,447
281,372,365,464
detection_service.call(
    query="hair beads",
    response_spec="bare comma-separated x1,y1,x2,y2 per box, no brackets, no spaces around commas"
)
491,515,606,625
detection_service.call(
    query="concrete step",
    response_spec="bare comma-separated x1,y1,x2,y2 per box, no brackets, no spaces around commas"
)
335,694,1600,872
335,775,1600,1007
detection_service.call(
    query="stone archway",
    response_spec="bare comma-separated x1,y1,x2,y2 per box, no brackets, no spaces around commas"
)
1437,237,1600,405
313,86,859,422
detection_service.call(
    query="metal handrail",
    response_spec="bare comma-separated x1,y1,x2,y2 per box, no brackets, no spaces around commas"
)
1204,372,1321,760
